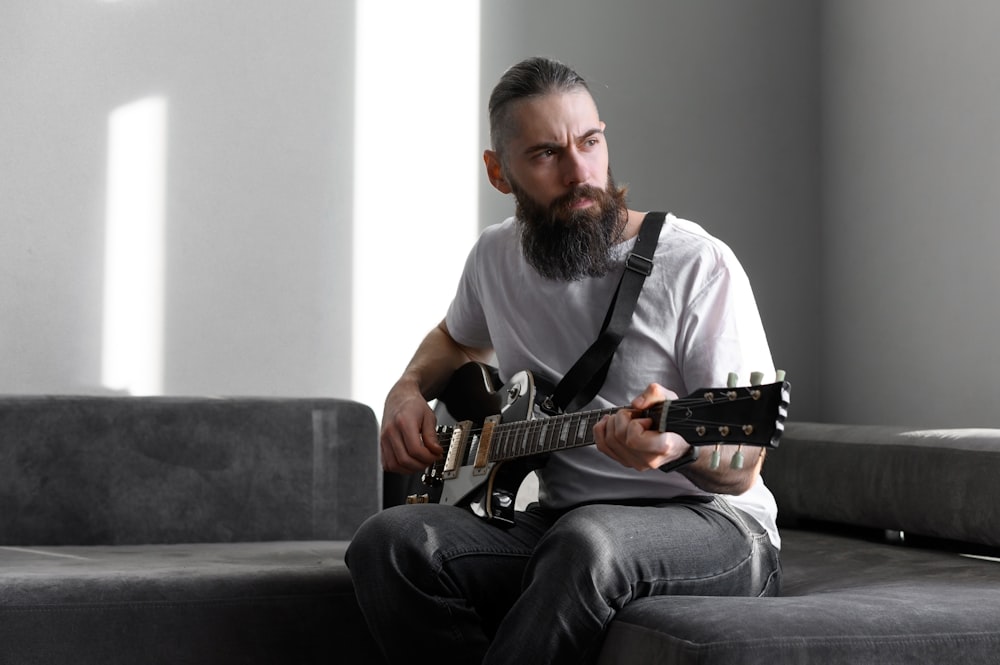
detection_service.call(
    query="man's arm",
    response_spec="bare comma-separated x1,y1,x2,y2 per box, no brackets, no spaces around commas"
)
677,443,763,495
593,383,760,495
380,319,493,475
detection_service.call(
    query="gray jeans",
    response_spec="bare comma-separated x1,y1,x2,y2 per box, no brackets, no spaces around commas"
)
346,495,780,665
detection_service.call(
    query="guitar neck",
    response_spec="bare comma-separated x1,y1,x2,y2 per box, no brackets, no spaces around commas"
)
485,380,788,463
487,407,617,462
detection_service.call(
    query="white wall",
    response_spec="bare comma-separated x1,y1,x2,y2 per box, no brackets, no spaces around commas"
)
821,0,1000,426
2,1,356,398
4,1,998,429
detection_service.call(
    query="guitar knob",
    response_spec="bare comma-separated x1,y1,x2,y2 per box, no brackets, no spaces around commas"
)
775,369,786,382
727,372,739,388
750,371,764,386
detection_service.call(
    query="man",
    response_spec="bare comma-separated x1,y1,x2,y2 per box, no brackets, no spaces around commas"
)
346,56,781,665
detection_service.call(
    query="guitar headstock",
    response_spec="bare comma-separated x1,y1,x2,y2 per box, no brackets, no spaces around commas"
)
645,373,790,448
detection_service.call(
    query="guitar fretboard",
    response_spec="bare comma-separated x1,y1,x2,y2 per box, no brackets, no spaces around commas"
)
488,407,619,462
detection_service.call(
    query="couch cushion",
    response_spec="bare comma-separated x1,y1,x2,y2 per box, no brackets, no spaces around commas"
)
761,422,1000,547
597,527,1000,665
0,540,385,665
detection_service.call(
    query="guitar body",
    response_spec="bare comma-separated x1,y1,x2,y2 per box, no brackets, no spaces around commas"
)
421,362,548,527
414,362,790,528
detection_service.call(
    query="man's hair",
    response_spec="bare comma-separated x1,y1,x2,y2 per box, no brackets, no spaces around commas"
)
488,57,591,162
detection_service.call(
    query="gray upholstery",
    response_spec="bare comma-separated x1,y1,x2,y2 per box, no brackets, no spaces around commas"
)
0,395,385,665
0,541,384,664
599,528,1000,664
8,399,1000,664
596,422,1000,664
763,422,1000,547
0,396,381,545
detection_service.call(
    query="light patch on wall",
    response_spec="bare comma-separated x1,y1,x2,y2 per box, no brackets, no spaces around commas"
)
102,95,167,395
352,1,480,413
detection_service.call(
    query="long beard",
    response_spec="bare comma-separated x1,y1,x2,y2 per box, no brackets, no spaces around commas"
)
512,173,629,281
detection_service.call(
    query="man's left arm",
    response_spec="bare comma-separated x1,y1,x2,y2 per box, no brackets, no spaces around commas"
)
594,382,761,495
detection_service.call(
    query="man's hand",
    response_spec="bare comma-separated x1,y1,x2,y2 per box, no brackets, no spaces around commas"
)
595,382,764,495
593,383,692,471
378,319,494,476
380,377,444,474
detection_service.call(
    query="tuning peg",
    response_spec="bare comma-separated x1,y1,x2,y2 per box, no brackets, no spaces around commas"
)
709,444,722,470
730,445,745,470
775,369,786,382
750,371,764,386
727,372,739,388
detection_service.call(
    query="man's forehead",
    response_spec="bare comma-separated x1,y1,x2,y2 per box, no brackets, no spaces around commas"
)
509,90,601,141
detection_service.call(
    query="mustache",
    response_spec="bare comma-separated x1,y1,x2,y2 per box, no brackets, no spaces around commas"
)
549,185,606,217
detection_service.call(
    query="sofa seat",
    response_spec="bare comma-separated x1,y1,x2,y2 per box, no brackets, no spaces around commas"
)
598,525,1000,664
0,395,386,665
596,420,1000,664
0,540,383,665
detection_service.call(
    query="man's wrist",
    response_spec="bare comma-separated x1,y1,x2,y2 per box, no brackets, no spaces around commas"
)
657,445,699,473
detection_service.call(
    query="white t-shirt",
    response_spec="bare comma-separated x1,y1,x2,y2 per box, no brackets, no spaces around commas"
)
445,213,780,548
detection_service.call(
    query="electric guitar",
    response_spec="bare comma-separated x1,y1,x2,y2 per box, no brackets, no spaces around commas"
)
408,362,791,527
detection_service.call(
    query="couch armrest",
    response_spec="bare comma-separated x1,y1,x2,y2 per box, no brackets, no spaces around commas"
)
762,421,1000,548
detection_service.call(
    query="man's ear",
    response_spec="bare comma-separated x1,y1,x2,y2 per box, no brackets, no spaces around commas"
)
483,150,512,194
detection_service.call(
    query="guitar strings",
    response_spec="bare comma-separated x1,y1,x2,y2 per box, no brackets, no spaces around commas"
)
434,390,771,456
435,392,768,441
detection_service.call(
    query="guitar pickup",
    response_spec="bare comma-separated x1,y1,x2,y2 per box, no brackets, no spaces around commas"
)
473,416,499,475
442,420,473,480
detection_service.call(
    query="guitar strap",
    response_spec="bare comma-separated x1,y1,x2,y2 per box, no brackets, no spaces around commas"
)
541,211,667,415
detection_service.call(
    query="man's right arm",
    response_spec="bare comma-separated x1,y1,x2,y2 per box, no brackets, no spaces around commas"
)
380,319,493,474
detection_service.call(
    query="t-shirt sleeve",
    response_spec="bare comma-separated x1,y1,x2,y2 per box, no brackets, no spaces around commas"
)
678,247,775,391
444,238,494,349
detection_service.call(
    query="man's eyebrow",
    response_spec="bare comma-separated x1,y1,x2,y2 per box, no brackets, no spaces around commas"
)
522,127,605,155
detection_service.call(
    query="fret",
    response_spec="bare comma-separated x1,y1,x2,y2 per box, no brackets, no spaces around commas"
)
558,417,572,448
538,420,551,452
549,417,563,450
493,422,520,461
550,419,563,450
576,413,591,446
495,425,511,460
494,423,521,459
507,426,516,455
518,422,533,457
531,418,545,450
523,422,536,456
554,415,571,450
488,404,685,461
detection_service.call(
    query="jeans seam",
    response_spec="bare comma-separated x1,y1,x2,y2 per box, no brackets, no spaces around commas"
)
606,498,774,607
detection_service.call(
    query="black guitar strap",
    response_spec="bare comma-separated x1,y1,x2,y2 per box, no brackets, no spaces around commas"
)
541,211,667,415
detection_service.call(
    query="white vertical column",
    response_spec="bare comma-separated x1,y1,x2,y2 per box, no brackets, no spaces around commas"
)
352,1,480,414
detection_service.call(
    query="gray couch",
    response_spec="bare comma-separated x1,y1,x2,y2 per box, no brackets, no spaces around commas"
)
598,422,1000,664
0,395,385,665
6,394,1000,664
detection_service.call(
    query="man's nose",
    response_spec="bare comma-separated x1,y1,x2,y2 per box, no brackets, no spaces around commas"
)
561,148,589,187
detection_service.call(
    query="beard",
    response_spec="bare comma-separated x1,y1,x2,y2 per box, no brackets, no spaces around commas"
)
511,171,629,281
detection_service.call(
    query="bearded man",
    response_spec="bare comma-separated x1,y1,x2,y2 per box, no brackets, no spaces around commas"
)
346,56,782,665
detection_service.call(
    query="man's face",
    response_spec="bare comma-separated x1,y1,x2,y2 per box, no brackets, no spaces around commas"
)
497,90,611,211
486,91,628,281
